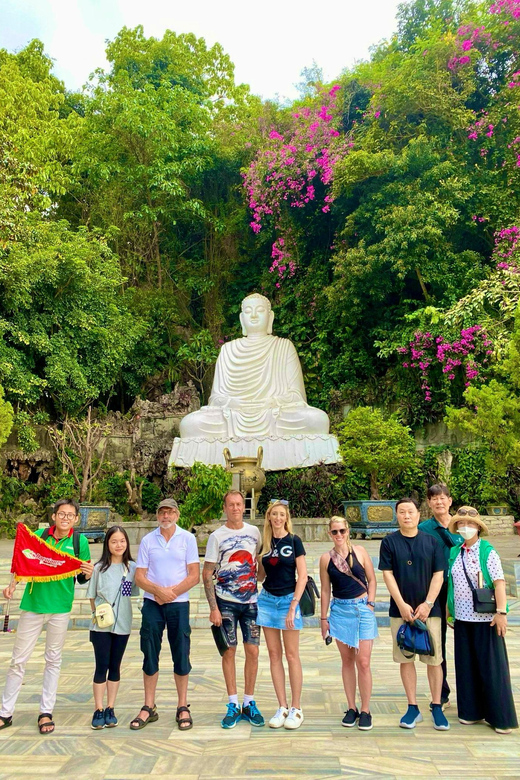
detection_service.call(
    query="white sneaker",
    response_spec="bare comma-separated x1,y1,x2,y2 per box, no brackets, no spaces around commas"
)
495,727,513,734
284,707,304,730
269,707,288,728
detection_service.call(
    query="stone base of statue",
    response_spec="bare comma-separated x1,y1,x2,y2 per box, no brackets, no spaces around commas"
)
168,434,341,472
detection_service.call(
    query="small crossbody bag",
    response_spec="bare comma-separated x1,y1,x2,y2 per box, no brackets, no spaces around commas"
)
460,551,496,614
95,571,127,628
329,549,368,593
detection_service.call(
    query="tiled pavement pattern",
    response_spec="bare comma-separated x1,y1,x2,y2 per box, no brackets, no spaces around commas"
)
0,537,518,779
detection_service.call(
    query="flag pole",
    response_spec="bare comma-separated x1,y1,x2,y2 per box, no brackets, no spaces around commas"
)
3,574,15,633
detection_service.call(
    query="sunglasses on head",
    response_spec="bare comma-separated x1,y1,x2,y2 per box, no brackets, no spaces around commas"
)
269,499,289,506
331,528,347,535
456,508,479,517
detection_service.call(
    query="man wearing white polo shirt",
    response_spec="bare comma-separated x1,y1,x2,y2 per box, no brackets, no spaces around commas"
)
130,499,200,731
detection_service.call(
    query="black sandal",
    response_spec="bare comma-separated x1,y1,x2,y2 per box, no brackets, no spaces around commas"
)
129,704,158,730
38,712,55,735
0,716,12,731
176,704,193,730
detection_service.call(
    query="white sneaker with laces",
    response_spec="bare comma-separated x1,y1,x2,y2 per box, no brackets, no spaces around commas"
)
269,707,288,728
284,707,304,730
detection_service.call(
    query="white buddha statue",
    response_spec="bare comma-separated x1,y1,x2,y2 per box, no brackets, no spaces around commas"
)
170,293,340,470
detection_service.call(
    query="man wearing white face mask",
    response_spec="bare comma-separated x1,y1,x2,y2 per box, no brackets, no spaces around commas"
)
447,506,518,734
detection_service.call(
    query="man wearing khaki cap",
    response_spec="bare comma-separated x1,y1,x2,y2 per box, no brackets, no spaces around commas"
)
130,499,200,731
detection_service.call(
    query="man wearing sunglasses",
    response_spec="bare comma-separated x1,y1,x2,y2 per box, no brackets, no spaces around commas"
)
419,485,463,710
0,498,93,735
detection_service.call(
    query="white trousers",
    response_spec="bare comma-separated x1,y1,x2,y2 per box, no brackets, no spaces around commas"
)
0,610,70,718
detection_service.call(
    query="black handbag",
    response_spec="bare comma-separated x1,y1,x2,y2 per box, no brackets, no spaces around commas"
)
461,551,496,614
300,576,320,617
288,535,319,617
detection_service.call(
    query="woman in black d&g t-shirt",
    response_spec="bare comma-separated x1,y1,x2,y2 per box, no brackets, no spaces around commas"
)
256,501,308,731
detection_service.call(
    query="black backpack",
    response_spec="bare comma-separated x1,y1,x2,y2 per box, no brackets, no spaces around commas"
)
41,527,87,584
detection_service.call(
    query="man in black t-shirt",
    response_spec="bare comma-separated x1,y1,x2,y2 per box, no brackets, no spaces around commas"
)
379,498,449,731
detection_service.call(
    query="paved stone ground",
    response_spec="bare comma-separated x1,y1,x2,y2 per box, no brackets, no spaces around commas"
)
0,537,518,779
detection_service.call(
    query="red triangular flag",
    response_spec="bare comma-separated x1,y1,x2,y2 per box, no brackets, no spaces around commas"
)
11,523,82,582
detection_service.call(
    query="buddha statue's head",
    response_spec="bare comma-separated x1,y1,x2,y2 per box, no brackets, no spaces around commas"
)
240,294,274,337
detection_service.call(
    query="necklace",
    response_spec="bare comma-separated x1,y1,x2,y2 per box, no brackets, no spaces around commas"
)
268,535,286,565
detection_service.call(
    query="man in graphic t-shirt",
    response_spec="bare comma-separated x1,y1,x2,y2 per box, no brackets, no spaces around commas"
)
203,490,263,729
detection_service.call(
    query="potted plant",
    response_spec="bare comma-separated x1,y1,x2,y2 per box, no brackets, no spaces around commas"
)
336,407,417,538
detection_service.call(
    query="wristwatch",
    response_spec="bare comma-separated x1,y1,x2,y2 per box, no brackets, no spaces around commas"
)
496,610,507,615
367,601,375,608
425,600,434,609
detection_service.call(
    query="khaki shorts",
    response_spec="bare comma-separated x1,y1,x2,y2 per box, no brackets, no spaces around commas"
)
390,617,442,665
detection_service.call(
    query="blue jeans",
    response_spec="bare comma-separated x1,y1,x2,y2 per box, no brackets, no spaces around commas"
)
216,597,260,646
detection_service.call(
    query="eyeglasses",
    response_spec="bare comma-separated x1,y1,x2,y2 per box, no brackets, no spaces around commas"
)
269,499,289,506
330,528,347,536
456,508,479,517
56,512,76,520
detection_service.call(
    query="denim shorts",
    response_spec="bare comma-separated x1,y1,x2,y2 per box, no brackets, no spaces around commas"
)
140,599,191,676
216,597,260,646
328,595,378,650
256,589,303,631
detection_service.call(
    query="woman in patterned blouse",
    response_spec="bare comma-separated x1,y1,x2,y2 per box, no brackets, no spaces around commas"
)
446,507,517,734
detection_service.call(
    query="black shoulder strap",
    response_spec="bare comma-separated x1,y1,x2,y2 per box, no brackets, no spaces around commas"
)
72,529,80,557
41,527,51,542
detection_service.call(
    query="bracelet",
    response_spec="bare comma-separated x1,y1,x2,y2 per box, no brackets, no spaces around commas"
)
320,617,329,621
291,598,299,603
496,609,507,615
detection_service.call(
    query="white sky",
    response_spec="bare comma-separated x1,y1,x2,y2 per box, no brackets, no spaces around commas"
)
0,0,403,101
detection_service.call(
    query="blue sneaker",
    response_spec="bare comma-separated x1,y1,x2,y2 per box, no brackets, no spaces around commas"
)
91,709,105,730
430,702,450,730
399,704,423,729
241,701,265,727
221,703,241,729
104,707,118,728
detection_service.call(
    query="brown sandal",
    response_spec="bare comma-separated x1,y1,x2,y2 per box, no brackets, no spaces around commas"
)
38,712,55,735
129,704,158,730
176,705,193,730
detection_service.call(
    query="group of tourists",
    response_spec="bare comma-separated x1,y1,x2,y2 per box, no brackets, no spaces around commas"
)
0,486,517,736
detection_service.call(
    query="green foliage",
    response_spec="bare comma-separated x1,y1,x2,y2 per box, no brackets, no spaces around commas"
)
94,470,163,516
336,407,417,499
0,383,13,447
176,330,219,402
39,472,77,507
258,463,359,517
177,462,231,529
0,475,26,512
14,411,38,454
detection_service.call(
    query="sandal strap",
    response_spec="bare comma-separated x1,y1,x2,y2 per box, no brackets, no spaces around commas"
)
38,713,53,722
176,705,191,715
140,705,156,715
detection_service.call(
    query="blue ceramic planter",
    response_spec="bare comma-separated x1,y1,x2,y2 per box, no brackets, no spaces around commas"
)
78,505,110,542
342,500,398,539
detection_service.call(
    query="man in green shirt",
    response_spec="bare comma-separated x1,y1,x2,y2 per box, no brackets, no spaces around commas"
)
0,499,93,734
419,484,462,709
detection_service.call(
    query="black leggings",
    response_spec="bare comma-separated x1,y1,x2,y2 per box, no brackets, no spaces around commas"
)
90,631,130,684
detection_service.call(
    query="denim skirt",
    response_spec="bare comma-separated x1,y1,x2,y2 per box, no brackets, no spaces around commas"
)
328,596,378,650
256,589,303,631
